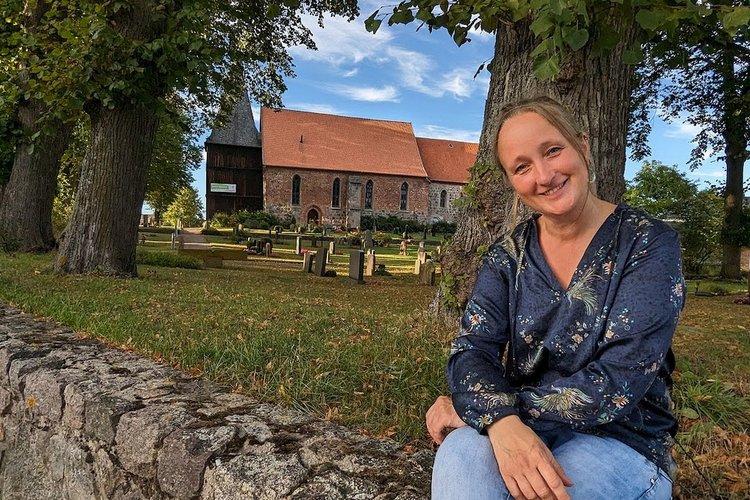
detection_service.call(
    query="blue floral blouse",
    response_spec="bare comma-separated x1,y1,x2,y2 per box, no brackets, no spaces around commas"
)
448,204,684,476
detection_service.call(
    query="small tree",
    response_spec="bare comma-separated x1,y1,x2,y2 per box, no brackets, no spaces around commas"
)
624,161,723,275
163,186,203,228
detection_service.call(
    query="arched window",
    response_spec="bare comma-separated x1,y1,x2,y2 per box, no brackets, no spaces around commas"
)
291,175,300,206
332,177,341,208
364,180,373,209
400,182,408,211
440,190,447,208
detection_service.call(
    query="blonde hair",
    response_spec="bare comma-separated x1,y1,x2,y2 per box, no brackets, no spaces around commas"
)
495,96,596,230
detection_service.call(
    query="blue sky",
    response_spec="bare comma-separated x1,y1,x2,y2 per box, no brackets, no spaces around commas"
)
190,7,747,208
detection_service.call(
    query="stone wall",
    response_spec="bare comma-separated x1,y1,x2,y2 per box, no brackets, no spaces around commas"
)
427,183,463,224
0,305,432,499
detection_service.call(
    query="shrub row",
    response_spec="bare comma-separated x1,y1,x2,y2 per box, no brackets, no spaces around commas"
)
210,210,295,230
359,215,456,235
136,251,202,269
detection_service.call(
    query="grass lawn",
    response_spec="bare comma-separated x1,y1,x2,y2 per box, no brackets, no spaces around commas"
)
0,252,748,498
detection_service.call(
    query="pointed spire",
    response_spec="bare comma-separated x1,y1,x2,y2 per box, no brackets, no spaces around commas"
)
206,91,261,148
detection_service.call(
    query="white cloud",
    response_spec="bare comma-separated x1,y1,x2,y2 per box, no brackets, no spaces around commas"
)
386,47,480,100
291,15,393,66
329,84,399,102
342,68,359,78
692,169,725,178
664,120,701,139
440,68,474,99
286,102,345,115
416,124,480,142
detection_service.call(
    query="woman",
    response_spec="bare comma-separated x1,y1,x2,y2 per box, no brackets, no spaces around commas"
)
429,96,683,500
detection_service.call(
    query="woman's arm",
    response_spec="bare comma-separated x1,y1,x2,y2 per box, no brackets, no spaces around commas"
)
518,229,685,431
446,246,520,431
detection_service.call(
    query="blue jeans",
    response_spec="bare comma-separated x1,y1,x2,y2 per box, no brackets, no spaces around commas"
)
433,426,672,500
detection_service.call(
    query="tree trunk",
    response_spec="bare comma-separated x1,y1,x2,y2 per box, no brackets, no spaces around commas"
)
720,53,747,280
436,16,638,315
0,100,72,252
54,104,160,275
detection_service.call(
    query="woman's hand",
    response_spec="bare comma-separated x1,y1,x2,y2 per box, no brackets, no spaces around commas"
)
487,415,573,500
426,395,466,444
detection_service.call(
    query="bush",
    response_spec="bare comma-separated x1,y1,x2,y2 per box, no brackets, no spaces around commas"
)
201,227,221,236
210,212,232,228
360,215,424,234
373,232,392,246
431,220,457,235
136,251,202,269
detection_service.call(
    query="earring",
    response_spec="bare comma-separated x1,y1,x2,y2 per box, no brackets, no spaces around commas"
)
589,170,596,184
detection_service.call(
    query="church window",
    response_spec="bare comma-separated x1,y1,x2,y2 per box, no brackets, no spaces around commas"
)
332,178,341,208
291,175,300,206
400,182,409,210
365,180,373,209
440,190,447,208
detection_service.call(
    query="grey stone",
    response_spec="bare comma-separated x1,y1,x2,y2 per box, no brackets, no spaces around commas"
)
84,393,140,446
302,251,314,273
158,425,236,498
23,369,64,426
349,250,365,284
202,454,308,500
313,248,328,276
115,405,193,479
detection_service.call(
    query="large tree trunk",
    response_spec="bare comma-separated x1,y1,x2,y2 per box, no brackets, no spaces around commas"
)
54,104,160,275
720,53,747,280
0,100,72,252
437,16,638,314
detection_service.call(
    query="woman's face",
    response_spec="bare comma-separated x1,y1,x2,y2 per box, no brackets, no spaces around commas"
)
497,111,590,220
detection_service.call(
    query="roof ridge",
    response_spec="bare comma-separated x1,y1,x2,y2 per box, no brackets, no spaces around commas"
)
261,106,413,127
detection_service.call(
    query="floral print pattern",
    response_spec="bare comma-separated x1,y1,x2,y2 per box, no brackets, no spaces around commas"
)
447,205,685,476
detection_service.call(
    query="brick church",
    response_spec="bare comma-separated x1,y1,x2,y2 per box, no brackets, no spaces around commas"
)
205,94,477,228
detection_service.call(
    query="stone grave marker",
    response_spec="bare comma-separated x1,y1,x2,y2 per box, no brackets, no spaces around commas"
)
365,251,376,277
399,240,408,256
349,250,365,284
420,259,435,285
363,230,373,249
264,242,272,257
313,248,328,276
295,236,302,255
419,241,425,250
414,248,427,275
302,252,314,273
328,240,336,255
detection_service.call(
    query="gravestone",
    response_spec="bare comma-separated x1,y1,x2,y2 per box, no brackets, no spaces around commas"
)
295,237,302,255
419,241,425,250
365,251,376,277
328,240,336,255
420,259,435,285
363,230,373,249
264,242,272,257
399,240,407,256
349,250,365,284
302,252,314,273
414,248,427,275
313,248,328,276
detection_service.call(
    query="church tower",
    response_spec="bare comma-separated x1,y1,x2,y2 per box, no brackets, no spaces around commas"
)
204,92,263,220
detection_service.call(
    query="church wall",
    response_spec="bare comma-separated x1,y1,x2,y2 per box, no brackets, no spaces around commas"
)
264,166,430,227
427,183,464,223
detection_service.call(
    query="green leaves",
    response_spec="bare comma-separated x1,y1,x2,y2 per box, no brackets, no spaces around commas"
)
722,6,750,36
564,28,589,51
364,11,382,33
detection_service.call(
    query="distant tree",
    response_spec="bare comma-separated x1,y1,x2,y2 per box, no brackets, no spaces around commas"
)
630,1,750,279
163,186,203,228
144,103,202,226
624,161,724,275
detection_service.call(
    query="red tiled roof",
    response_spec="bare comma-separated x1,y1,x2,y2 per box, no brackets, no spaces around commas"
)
416,137,476,184
260,108,427,178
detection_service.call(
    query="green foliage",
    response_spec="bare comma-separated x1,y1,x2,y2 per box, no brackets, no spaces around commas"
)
673,371,750,433
200,226,221,236
145,100,202,221
209,212,232,228
135,250,202,269
366,1,750,80
625,161,724,275
163,186,203,227
360,214,425,234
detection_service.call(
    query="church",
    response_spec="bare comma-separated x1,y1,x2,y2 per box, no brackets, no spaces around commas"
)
205,94,477,228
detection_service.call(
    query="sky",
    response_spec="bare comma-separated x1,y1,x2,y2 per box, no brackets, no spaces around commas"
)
189,6,748,209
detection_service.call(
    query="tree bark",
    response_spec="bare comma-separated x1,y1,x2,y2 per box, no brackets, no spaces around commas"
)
0,100,72,252
436,16,639,315
720,52,747,280
54,104,160,275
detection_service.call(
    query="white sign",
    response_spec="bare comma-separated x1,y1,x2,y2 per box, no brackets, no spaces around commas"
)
210,183,237,193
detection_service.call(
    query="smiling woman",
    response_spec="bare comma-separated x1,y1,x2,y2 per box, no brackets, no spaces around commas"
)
428,97,684,500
